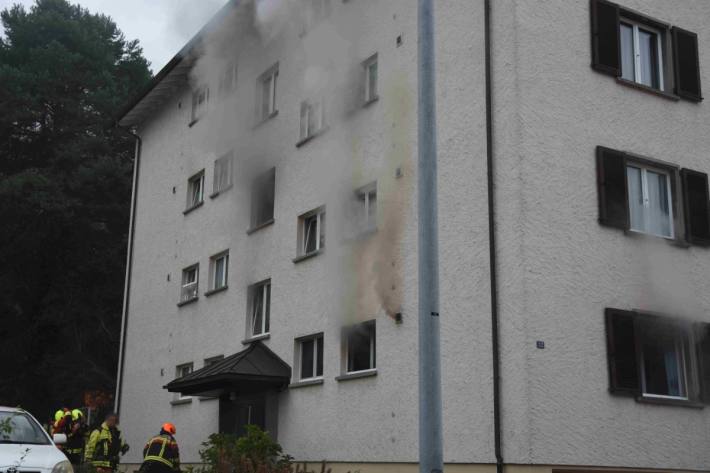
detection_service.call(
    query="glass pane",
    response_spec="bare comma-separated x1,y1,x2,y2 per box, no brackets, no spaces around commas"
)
264,283,271,333
319,213,325,249
368,62,378,99
367,191,377,229
300,103,309,138
252,289,263,335
626,166,644,232
620,24,635,81
261,76,272,118
301,339,314,379
642,325,685,397
638,29,659,88
316,336,323,376
646,170,672,237
304,216,318,253
214,257,225,288
347,326,372,372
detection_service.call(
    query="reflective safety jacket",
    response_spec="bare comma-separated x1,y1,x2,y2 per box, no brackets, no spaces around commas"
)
65,421,87,456
85,423,126,469
142,434,180,471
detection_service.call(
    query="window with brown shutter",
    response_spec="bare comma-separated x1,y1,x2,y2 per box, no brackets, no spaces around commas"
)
605,308,639,395
596,146,629,230
590,0,621,76
696,323,710,403
672,27,703,102
681,169,710,245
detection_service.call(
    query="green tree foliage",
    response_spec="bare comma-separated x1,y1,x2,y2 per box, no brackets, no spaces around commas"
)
197,426,294,473
0,0,151,419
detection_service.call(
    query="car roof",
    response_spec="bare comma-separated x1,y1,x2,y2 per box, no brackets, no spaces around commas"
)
0,406,26,413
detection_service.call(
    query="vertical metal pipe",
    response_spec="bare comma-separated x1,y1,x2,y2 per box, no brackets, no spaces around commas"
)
418,1,444,472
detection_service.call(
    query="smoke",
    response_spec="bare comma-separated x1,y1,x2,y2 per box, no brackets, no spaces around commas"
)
183,0,414,324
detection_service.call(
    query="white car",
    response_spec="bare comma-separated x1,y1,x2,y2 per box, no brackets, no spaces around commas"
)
0,406,73,473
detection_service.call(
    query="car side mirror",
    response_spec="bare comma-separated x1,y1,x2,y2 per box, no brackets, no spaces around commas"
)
53,434,67,445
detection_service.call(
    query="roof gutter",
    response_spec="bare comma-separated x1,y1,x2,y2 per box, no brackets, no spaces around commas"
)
484,1,504,473
114,129,141,415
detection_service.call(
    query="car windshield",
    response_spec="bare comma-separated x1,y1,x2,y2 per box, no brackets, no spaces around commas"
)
0,412,50,445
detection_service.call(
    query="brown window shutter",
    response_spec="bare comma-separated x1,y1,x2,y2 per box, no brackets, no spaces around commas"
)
605,308,640,395
590,0,621,76
672,27,703,102
696,323,710,404
596,146,629,230
681,169,710,245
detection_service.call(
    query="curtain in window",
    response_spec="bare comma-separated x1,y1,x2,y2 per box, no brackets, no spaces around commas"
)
627,166,644,231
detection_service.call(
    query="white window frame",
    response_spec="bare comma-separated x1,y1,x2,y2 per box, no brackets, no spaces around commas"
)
626,163,675,239
299,99,324,141
363,54,379,103
187,171,205,210
180,264,199,302
218,62,237,98
191,85,209,123
249,280,271,338
209,251,229,291
213,153,233,195
639,325,691,401
620,19,665,90
297,334,324,381
257,65,279,121
345,322,376,374
299,208,325,256
175,363,194,399
356,183,377,233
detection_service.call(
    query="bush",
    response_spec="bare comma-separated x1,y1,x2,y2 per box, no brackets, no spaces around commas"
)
197,426,293,473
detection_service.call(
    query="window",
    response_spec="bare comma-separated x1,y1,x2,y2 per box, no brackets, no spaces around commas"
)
590,0,703,101
208,252,229,292
204,355,224,367
302,0,330,34
620,20,664,89
248,280,271,338
186,171,205,211
257,64,278,121
297,207,325,257
175,363,193,399
180,264,199,303
213,153,233,196
345,321,376,373
363,54,378,103
218,62,237,98
297,334,324,381
191,85,209,123
605,309,710,404
299,99,325,143
250,168,276,230
626,164,673,238
357,183,377,233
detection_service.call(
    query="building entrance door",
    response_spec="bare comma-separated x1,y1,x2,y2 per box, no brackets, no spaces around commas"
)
219,395,266,437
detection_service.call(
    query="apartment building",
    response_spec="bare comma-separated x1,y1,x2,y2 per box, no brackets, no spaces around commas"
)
115,1,710,472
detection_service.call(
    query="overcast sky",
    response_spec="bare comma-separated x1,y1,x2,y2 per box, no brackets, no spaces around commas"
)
0,0,227,72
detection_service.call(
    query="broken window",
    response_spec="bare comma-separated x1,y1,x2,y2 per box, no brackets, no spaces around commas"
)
298,334,324,380
249,280,271,338
345,321,376,373
180,265,199,303
250,168,276,230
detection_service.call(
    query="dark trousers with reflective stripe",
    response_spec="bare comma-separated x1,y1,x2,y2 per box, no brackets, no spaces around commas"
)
140,461,177,473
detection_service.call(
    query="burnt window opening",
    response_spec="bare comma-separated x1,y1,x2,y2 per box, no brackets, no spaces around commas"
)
344,321,376,374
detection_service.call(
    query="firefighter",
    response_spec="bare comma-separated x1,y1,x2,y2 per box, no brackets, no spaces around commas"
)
139,423,180,473
65,409,87,469
84,413,130,473
51,409,71,436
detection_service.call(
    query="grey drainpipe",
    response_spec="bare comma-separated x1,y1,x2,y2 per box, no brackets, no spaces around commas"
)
114,128,142,415
484,1,504,473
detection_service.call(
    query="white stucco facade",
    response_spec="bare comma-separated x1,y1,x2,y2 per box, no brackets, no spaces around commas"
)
117,1,710,471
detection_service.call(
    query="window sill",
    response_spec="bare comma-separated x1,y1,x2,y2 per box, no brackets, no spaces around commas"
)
335,369,377,382
636,395,704,409
177,297,199,307
295,127,329,148
210,186,232,199
289,378,324,389
247,218,275,235
615,78,680,102
254,110,279,129
198,396,218,402
183,201,204,215
204,286,228,297
292,249,324,264
623,228,690,248
242,333,270,345
363,96,379,108
170,398,193,406
188,118,201,128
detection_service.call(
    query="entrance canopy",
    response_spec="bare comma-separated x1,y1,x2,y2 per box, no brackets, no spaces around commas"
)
164,342,291,398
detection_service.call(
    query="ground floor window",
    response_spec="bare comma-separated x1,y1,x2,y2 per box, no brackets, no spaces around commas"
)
345,321,376,374
297,334,324,381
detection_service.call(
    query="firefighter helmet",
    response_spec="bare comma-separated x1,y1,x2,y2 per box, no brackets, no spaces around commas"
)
71,409,83,421
162,423,176,435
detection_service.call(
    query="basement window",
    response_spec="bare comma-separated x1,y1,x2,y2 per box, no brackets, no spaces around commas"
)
257,64,278,122
296,207,325,259
363,54,379,104
212,152,233,196
345,321,376,374
180,264,199,304
297,334,324,381
248,279,271,338
186,170,205,212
